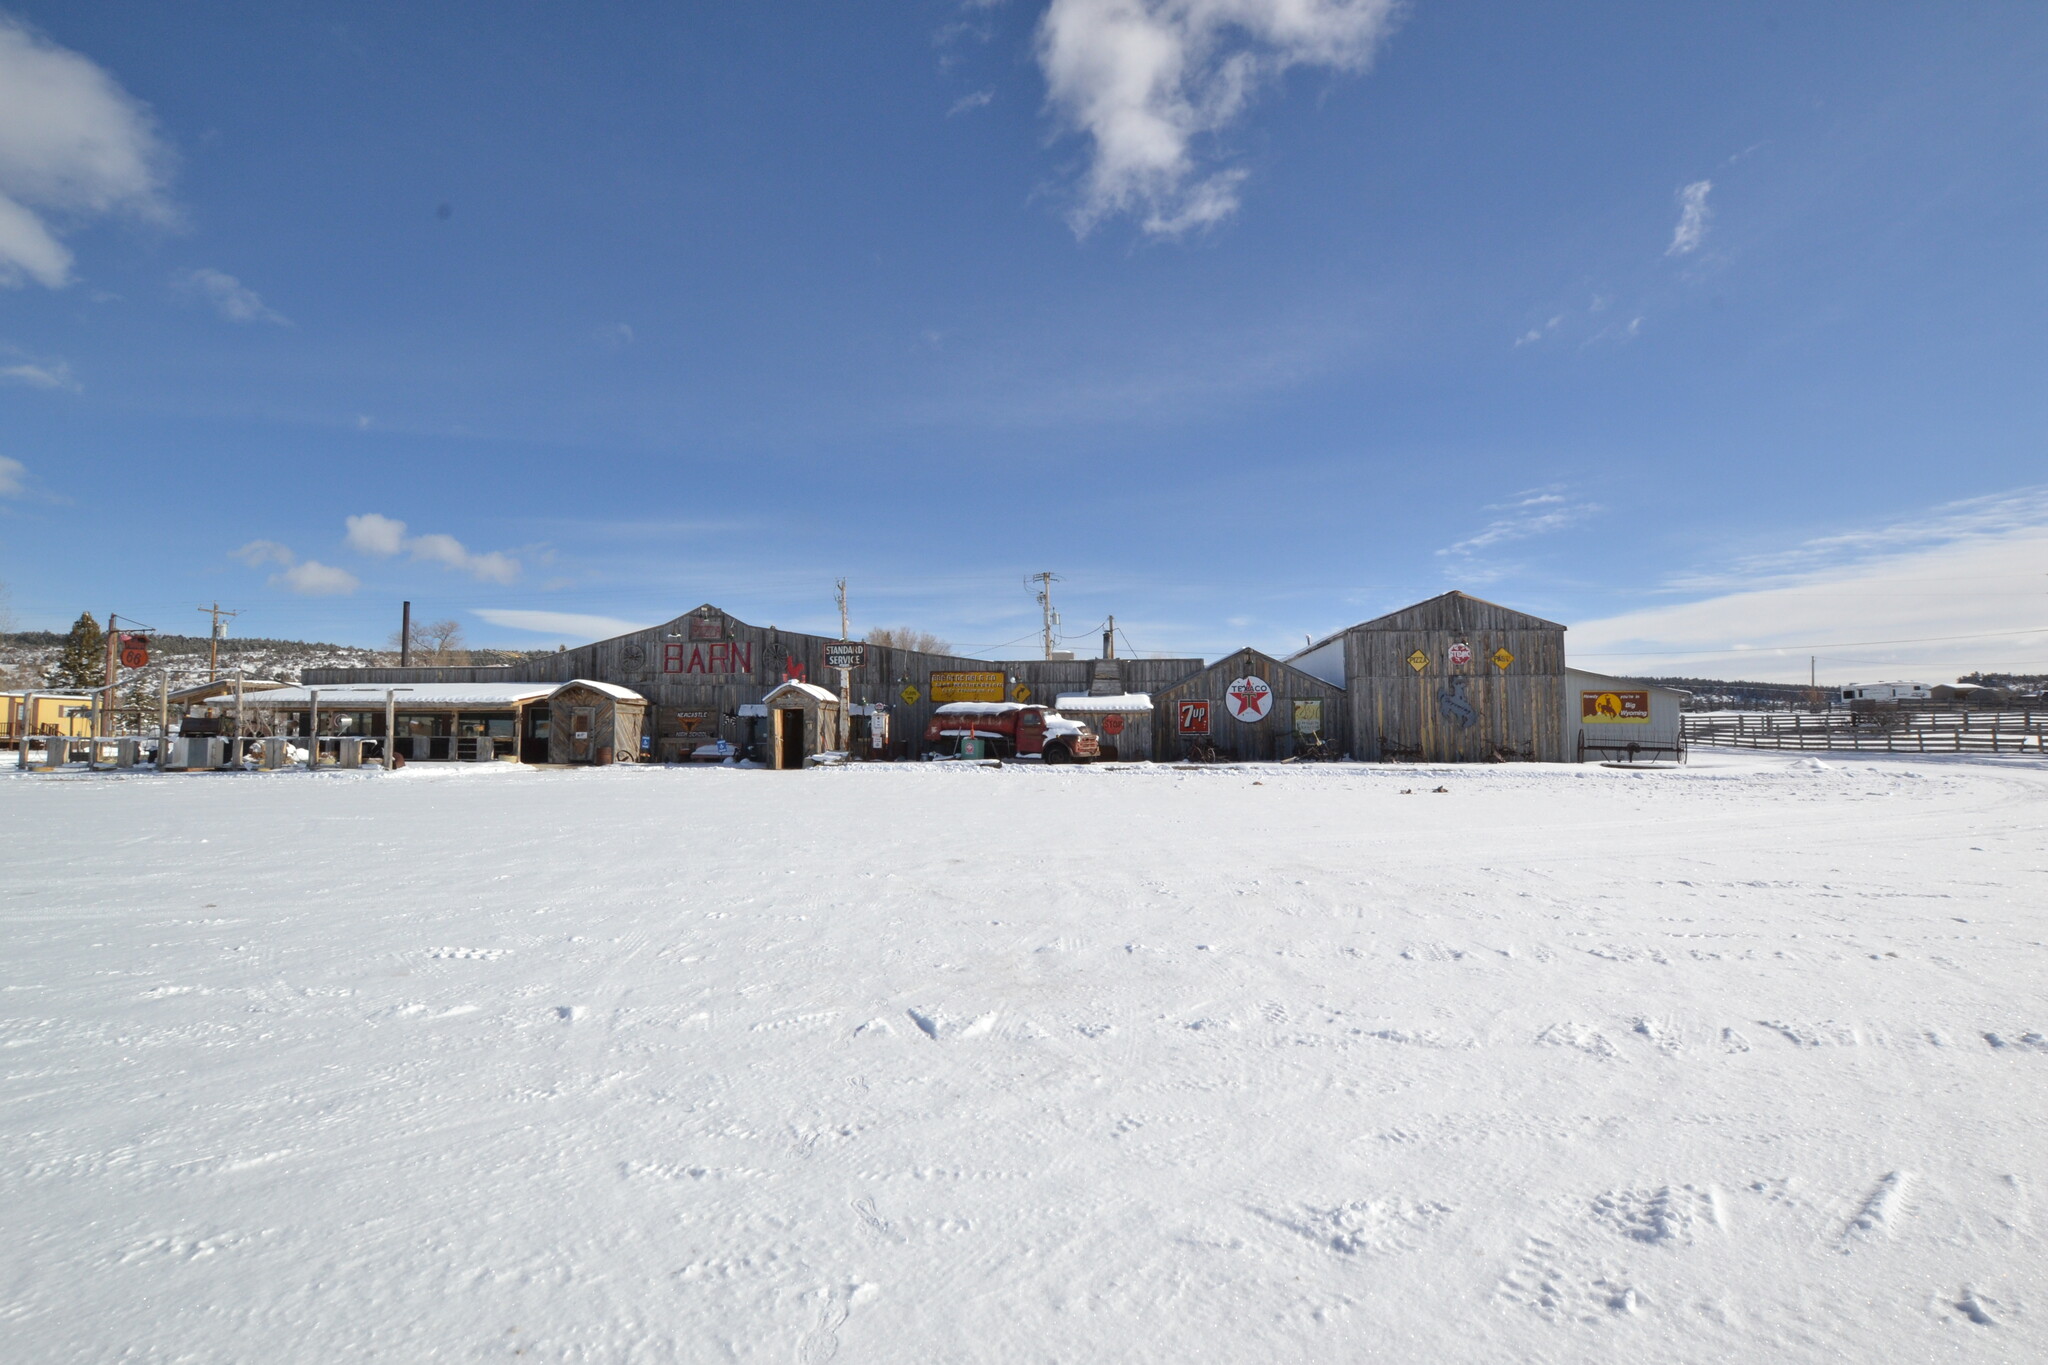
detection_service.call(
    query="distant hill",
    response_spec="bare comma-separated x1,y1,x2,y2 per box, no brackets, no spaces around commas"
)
0,631,553,692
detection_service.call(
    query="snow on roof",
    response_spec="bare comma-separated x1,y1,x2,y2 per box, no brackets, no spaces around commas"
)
765,680,840,704
933,701,1024,715
231,683,557,708
168,678,290,704
552,678,644,701
1052,693,1152,713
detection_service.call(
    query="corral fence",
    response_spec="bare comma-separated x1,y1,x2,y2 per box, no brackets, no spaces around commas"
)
1684,709,2046,754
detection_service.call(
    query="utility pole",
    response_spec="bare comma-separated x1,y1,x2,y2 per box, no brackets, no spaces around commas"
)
400,601,412,668
1104,614,1115,660
1029,571,1061,660
196,602,240,683
834,578,851,753
101,608,117,737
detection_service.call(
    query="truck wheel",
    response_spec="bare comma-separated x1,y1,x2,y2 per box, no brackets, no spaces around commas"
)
1043,744,1069,765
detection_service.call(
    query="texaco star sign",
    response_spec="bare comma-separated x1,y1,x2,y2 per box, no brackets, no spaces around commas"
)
1224,675,1273,722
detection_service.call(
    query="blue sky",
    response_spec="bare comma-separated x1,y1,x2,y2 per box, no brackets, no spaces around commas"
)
2,1,2045,682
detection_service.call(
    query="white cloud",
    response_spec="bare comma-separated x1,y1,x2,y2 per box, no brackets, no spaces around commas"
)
278,560,359,596
1036,0,1399,237
1666,179,1711,256
231,539,295,568
1439,487,1600,557
343,512,408,557
472,609,650,641
0,357,77,389
341,513,521,583
174,267,287,324
1570,488,2048,682
230,539,359,595
948,88,995,117
0,16,172,289
0,455,25,496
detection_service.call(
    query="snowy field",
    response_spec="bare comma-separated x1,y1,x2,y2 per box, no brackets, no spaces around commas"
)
3,755,2044,1363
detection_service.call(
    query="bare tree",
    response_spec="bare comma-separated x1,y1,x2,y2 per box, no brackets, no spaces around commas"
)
388,617,470,665
865,626,952,656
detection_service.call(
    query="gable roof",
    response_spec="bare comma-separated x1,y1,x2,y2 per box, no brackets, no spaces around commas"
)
1289,591,1566,659
551,678,645,702
764,680,839,704
1152,646,1347,698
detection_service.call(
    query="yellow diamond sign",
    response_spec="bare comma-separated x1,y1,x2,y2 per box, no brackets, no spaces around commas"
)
1492,647,1515,670
1406,649,1429,672
900,684,921,705
1011,684,1031,702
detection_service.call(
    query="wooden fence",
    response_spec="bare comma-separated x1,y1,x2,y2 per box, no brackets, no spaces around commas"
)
1684,710,2045,754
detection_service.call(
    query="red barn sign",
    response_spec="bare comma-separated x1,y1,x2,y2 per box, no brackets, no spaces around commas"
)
663,641,754,675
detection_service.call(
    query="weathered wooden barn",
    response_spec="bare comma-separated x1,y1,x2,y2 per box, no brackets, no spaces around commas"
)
1149,648,1348,762
1289,592,1568,762
305,603,1200,762
298,592,1578,765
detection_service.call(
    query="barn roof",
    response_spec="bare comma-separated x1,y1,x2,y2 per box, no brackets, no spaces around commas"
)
1152,647,1347,697
1289,591,1566,659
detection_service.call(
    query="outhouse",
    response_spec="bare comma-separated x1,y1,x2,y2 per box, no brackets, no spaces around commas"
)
762,680,841,769
546,680,648,764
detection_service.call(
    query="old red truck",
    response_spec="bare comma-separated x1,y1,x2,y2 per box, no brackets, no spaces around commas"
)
924,702,1101,763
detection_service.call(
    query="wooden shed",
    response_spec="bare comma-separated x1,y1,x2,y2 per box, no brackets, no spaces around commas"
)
1150,648,1348,762
1291,592,1567,762
763,680,842,770
546,680,647,764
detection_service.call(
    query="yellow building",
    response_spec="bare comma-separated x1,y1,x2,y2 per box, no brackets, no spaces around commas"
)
1,692,96,745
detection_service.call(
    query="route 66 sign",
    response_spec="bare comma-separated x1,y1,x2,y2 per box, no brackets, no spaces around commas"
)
1448,641,1473,666
1224,675,1273,722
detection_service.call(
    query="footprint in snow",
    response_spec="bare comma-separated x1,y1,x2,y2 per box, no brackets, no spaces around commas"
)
905,1007,995,1041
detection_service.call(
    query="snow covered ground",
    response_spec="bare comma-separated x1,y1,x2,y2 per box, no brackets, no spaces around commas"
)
3,754,2044,1363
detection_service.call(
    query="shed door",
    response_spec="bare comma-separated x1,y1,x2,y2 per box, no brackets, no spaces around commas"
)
569,706,596,762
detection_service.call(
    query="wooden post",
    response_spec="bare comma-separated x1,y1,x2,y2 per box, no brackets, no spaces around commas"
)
307,689,319,769
100,611,117,737
234,670,245,769
400,601,412,667
16,693,32,770
158,672,169,766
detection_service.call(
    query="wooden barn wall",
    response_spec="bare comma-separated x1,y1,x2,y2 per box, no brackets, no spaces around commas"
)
1343,598,1566,762
307,608,1207,758
1150,649,1348,762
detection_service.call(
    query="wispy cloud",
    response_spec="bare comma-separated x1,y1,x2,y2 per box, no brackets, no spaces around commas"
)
1439,487,1600,557
0,16,173,289
1666,486,2048,593
231,539,359,596
174,267,288,324
344,512,520,584
1666,179,1712,256
472,608,650,641
948,88,995,117
0,454,26,497
0,351,77,389
1036,0,1400,237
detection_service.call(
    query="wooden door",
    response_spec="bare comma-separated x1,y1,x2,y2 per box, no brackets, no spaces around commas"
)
569,707,596,762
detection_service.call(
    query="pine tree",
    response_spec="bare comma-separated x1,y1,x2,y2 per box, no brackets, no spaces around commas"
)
48,612,105,692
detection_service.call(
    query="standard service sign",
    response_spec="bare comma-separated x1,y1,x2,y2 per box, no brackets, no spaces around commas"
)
823,642,866,670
